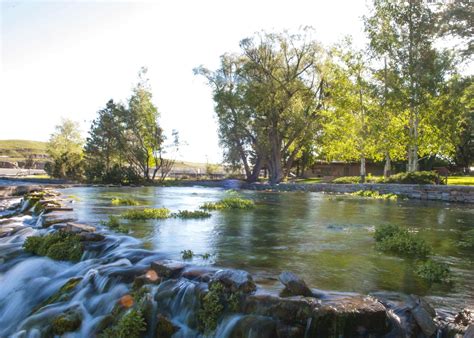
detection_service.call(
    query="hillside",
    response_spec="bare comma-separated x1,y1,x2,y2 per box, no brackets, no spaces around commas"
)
0,140,49,166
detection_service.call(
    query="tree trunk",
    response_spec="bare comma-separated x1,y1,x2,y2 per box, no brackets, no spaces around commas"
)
246,157,263,183
384,152,391,178
360,156,366,183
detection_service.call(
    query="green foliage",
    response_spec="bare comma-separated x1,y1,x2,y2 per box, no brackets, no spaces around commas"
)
181,250,194,259
111,198,140,206
351,190,398,200
23,232,84,262
100,215,129,233
415,260,451,283
200,197,254,210
384,171,441,184
374,225,431,257
121,208,171,220
173,210,212,219
100,309,146,338
459,229,474,248
197,282,225,333
33,277,82,313
201,252,211,260
332,176,362,184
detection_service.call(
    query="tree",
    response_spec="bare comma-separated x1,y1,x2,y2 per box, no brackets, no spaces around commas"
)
365,0,458,172
46,119,84,180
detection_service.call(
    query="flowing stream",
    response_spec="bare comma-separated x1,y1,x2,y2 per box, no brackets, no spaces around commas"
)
0,185,473,337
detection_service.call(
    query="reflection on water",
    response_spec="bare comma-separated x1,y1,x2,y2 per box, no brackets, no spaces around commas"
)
62,186,474,311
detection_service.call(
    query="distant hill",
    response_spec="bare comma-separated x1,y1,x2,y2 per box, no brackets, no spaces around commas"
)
0,140,49,167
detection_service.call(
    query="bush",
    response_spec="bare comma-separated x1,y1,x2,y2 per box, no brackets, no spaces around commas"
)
121,208,171,220
200,197,254,210
23,232,84,262
332,176,361,184
374,225,431,258
111,198,140,206
384,171,441,185
415,260,451,283
173,210,212,219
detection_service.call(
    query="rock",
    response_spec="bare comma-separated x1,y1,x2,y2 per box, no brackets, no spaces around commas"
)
155,314,179,338
242,294,316,325
133,270,162,289
150,260,186,278
222,315,277,338
42,215,77,228
275,322,306,338
308,295,390,337
182,266,217,282
278,271,313,297
210,269,256,294
455,309,473,326
65,222,96,233
51,307,83,335
411,303,438,337
78,232,105,242
45,206,74,213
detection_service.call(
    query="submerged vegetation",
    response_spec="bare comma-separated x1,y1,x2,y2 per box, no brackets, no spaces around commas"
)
200,197,254,210
23,232,83,261
173,210,212,219
101,215,129,233
121,208,171,220
458,229,474,248
350,190,398,200
181,250,194,259
415,260,451,283
111,198,140,206
374,224,431,257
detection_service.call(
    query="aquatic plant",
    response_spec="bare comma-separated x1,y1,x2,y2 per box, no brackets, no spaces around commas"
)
121,208,171,220
173,210,212,219
23,232,84,261
100,309,146,338
181,250,194,259
415,260,451,283
200,197,254,210
458,229,474,248
374,224,431,257
111,198,140,206
201,252,211,260
100,215,129,233
351,190,398,200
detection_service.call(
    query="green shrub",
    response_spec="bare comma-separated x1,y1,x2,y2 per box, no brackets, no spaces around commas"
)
121,208,171,220
374,225,431,257
384,171,441,185
200,197,254,210
173,210,212,219
415,260,451,283
332,176,361,184
100,215,129,233
23,232,84,262
100,309,146,338
111,198,140,206
351,190,398,200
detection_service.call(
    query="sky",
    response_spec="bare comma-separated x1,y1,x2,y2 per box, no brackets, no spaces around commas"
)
1,0,371,163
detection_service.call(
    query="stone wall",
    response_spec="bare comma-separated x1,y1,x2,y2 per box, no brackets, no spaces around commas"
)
240,182,474,203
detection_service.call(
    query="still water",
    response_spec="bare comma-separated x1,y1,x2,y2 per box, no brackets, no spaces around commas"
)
62,186,474,312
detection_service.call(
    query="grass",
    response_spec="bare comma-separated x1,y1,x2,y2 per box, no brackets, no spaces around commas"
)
121,208,171,220
111,198,140,206
0,140,48,159
200,197,255,210
447,176,474,186
293,178,323,184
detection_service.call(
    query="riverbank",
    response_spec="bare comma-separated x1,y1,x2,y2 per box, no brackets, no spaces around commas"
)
0,186,472,337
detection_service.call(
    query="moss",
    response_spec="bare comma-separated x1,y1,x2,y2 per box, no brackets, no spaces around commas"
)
173,210,212,219
100,215,129,233
200,197,255,210
33,277,82,313
121,208,171,220
374,225,431,258
23,232,84,262
51,309,82,334
181,250,194,259
111,198,140,206
99,309,146,338
350,190,398,200
415,260,451,283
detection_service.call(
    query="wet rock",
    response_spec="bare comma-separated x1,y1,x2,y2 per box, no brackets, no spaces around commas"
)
275,322,306,338
182,266,217,282
278,271,313,297
465,324,474,338
150,260,186,278
42,214,77,228
107,266,148,283
308,295,389,337
242,294,316,324
78,232,105,242
66,222,96,233
210,269,256,294
411,303,438,337
45,206,74,213
156,314,179,338
51,307,83,335
223,315,277,338
454,309,473,327
133,270,162,289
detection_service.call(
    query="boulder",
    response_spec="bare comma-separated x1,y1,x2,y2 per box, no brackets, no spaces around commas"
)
78,232,105,242
182,266,217,282
42,215,77,228
411,303,438,337
278,271,313,297
210,269,256,294
465,324,474,338
222,315,277,338
65,222,96,233
150,260,186,278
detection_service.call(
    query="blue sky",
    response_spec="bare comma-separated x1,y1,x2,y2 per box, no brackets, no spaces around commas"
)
1,0,369,163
